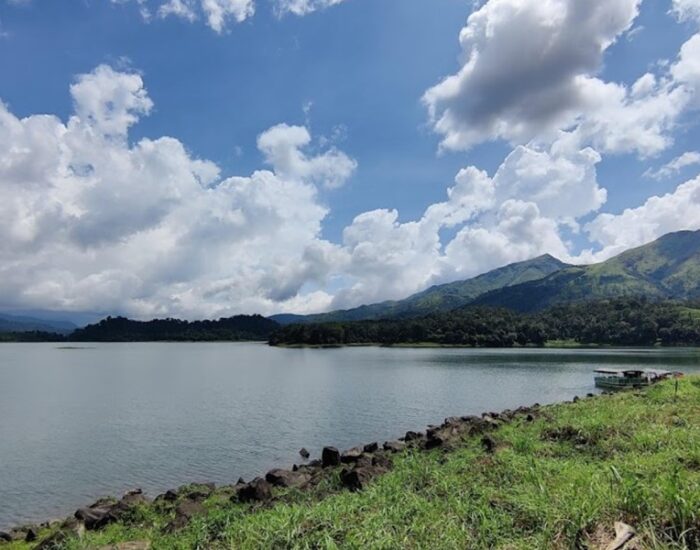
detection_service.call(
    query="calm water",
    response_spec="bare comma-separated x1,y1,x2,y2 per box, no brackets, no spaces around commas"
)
1,343,699,529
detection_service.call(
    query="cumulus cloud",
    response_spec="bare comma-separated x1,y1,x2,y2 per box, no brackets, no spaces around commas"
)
423,0,700,160
257,123,357,189
423,0,642,151
644,151,700,180
672,0,700,23
329,136,603,308
582,175,700,261
0,65,355,318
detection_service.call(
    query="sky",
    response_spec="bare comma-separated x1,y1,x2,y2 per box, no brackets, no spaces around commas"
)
1,0,700,321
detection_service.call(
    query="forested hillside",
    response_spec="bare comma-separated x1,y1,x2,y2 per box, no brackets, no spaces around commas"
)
269,298,700,347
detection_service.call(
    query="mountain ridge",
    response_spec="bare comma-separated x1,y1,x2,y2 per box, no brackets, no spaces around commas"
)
274,229,700,323
271,253,570,324
473,230,700,312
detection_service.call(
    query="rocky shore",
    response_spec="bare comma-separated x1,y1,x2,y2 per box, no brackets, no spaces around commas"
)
0,398,547,549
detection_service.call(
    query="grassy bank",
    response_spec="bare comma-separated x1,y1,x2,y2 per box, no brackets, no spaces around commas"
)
5,377,699,549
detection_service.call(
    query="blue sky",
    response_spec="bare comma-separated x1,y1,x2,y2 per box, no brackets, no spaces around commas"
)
1,0,700,320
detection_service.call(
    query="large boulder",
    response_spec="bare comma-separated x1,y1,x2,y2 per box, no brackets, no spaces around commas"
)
0,532,11,543
321,446,341,468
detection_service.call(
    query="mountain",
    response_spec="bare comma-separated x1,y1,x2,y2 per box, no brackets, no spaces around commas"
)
473,230,700,312
271,254,570,324
0,313,77,335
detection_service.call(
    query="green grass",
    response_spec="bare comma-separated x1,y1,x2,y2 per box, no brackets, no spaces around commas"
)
7,378,700,550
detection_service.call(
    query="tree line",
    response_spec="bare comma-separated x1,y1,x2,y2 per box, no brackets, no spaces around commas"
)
268,298,700,347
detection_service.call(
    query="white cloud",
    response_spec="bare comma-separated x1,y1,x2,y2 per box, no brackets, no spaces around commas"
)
273,0,345,17
582,175,700,261
330,136,603,308
423,0,642,151
672,0,700,23
423,0,700,161
200,0,255,31
158,0,198,21
257,123,357,189
108,0,345,28
644,151,700,180
0,65,355,318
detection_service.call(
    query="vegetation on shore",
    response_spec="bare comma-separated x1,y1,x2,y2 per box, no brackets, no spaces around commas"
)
0,315,280,343
3,377,699,549
269,297,700,347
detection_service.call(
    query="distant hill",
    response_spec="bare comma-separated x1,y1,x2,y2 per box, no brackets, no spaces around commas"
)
473,230,700,312
69,315,279,342
271,254,570,324
0,313,77,335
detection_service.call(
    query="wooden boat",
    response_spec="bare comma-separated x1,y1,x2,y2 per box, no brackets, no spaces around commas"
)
594,368,681,390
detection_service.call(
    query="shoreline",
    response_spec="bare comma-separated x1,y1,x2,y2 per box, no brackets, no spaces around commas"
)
0,390,567,542
2,377,697,548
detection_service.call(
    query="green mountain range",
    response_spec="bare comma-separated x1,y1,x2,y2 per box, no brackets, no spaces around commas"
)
274,229,700,323
272,254,570,324
474,229,700,312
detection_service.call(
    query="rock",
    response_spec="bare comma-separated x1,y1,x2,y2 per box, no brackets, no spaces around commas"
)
0,532,11,543
526,414,534,422
605,521,636,550
481,434,496,453
34,530,69,550
237,477,246,485
404,431,423,442
299,447,310,459
372,454,393,470
363,442,379,453
265,469,311,488
166,500,205,531
61,517,85,538
383,440,406,453
75,505,114,531
340,467,380,491
573,396,580,402
307,459,322,468
183,483,215,502
24,528,37,542
237,478,273,503
444,416,462,426
587,393,595,398
425,427,450,449
482,415,499,427
355,455,374,469
322,446,341,468
158,490,178,503
340,447,364,463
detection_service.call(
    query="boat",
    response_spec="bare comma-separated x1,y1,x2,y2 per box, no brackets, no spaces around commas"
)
594,368,681,390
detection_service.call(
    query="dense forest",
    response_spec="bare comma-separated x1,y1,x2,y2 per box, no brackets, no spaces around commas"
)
269,298,700,347
68,315,280,342
0,331,67,343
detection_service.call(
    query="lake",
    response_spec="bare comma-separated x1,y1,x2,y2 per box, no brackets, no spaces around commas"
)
1,343,698,529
